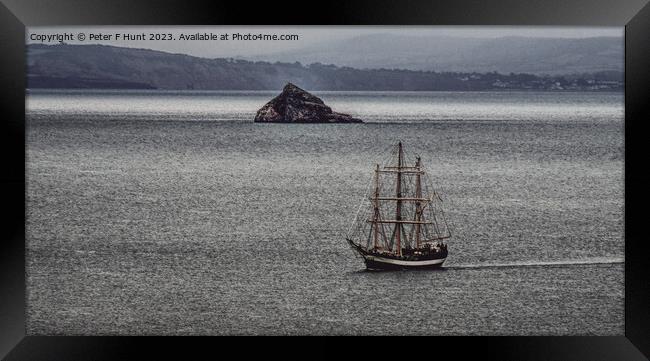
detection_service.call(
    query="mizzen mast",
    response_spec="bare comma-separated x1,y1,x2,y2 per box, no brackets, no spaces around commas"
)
415,156,422,249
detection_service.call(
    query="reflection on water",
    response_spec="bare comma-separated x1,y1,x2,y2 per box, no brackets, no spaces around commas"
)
26,90,624,335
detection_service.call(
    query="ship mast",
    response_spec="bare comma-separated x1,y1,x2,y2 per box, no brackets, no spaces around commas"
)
415,156,422,248
373,163,380,250
394,142,403,256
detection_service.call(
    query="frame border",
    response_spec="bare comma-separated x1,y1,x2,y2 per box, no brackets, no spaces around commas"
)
1,0,648,359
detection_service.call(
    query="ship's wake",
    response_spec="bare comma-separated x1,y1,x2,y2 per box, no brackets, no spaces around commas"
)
445,257,624,270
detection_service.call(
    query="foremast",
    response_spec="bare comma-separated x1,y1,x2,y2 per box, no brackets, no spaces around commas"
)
373,163,380,250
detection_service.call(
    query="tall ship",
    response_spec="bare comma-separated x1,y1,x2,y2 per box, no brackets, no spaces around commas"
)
346,142,452,270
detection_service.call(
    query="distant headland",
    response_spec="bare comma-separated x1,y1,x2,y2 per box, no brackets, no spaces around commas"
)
26,44,622,91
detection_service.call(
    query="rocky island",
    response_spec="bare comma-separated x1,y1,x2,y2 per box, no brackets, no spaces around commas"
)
254,83,363,123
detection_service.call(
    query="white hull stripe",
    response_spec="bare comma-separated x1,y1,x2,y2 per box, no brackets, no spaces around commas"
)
363,255,446,266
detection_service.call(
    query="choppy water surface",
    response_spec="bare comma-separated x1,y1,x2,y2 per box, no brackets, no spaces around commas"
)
26,89,624,335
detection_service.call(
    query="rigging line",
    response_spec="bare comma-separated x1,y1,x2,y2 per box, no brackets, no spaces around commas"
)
376,208,390,250
424,166,451,239
425,190,442,239
387,217,397,250
440,205,453,238
424,158,455,238
400,223,409,249
439,186,456,238
346,170,375,239
365,220,373,249
431,211,440,236
380,217,390,249
382,143,398,167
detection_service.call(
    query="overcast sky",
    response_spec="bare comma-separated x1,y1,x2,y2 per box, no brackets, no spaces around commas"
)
27,26,623,59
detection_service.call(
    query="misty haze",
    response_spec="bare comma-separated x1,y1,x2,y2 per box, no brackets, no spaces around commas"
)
26,27,622,91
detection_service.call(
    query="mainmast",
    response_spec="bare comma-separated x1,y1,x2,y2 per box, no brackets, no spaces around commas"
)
415,156,422,248
394,142,403,256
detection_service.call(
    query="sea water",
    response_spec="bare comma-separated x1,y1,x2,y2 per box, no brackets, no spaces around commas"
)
26,89,624,335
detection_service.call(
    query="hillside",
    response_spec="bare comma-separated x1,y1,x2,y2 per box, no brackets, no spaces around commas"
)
253,34,624,75
27,44,622,91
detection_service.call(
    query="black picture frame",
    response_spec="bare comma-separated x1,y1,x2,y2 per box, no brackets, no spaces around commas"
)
1,0,648,359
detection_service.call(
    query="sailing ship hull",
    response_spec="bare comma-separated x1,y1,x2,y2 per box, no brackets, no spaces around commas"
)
363,254,446,271
347,238,446,271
